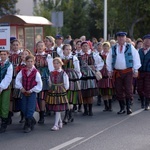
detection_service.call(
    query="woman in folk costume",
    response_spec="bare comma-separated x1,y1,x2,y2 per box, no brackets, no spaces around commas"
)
78,41,104,116
60,44,82,124
0,51,13,133
44,36,60,58
98,42,115,111
72,40,83,112
13,49,32,123
46,57,69,131
8,37,22,125
35,41,54,124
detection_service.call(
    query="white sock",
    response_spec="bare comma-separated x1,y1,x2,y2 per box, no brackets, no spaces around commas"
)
54,112,60,126
59,113,62,123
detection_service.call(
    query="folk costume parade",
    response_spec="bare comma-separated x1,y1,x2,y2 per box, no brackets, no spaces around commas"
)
1,31,148,134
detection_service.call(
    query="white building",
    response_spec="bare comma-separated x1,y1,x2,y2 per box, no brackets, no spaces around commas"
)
16,0,40,16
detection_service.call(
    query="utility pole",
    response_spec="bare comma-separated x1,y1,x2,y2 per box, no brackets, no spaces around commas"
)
104,0,107,41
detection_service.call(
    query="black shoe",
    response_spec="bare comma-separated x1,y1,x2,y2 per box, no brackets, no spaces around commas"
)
0,118,8,133
117,110,126,114
88,104,93,116
127,109,132,115
7,111,13,125
68,109,74,123
83,104,88,116
97,95,101,106
63,110,69,124
103,100,109,112
38,111,45,124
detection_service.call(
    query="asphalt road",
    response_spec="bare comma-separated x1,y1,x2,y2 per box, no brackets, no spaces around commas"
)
0,95,150,150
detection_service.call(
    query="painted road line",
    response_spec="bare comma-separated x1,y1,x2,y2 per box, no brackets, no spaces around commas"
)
130,109,143,116
67,108,144,150
49,137,84,150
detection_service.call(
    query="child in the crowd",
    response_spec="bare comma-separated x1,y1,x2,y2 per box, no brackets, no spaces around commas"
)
44,36,59,58
8,37,22,125
46,57,69,131
15,55,42,133
13,49,31,123
0,51,13,133
35,41,54,124
98,42,115,111
61,44,82,123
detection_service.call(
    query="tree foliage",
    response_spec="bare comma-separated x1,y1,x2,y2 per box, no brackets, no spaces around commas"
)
0,0,18,16
34,0,150,40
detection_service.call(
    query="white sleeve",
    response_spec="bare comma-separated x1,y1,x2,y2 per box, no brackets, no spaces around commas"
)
73,56,82,78
63,72,69,90
57,47,63,57
47,54,54,72
131,45,141,71
93,53,104,71
0,64,13,90
15,70,23,89
106,49,113,72
30,72,43,93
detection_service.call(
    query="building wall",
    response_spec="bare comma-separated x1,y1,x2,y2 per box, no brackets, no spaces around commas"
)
16,0,40,16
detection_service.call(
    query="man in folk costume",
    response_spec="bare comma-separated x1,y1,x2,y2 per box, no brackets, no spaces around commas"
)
137,34,150,110
0,51,13,133
106,32,141,115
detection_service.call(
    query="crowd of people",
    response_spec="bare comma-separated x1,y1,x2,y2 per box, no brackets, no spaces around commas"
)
0,31,150,134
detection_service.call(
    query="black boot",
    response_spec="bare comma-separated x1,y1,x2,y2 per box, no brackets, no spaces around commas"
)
117,100,126,114
31,117,36,130
38,111,45,124
97,95,101,106
68,109,74,122
83,104,88,116
103,100,109,112
63,110,69,124
88,104,93,116
145,98,150,111
78,104,82,112
7,111,13,125
140,96,145,109
126,99,132,115
19,111,25,123
0,118,8,133
24,118,32,133
108,99,112,111
23,118,28,130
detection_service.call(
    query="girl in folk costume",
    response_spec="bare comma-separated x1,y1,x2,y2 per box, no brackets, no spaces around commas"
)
13,49,31,123
44,36,59,58
73,40,82,55
8,37,22,125
35,41,54,124
78,41,104,116
98,42,115,111
46,57,69,131
15,55,42,133
60,44,82,124
0,51,13,133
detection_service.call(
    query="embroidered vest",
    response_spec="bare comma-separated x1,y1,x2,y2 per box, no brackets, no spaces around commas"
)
0,61,11,83
35,54,48,68
9,53,21,66
22,68,37,90
78,53,95,66
62,56,74,70
50,71,64,84
138,48,150,72
112,44,133,69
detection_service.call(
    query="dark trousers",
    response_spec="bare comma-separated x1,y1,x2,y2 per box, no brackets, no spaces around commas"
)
115,70,133,101
21,92,36,119
137,72,150,98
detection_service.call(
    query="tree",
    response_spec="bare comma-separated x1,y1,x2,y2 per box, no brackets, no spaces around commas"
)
0,0,18,17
